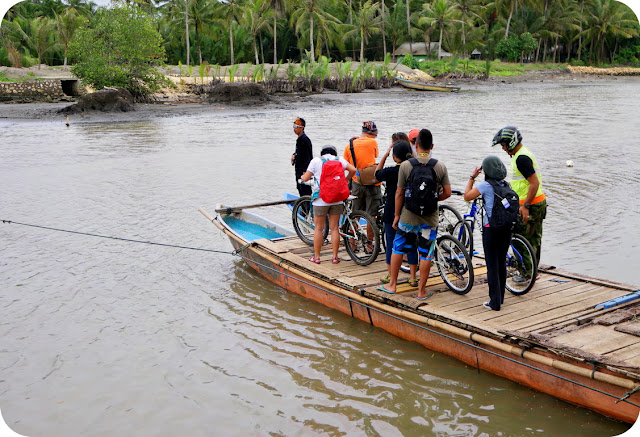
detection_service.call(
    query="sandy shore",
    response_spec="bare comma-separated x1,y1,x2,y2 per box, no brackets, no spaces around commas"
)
1,68,638,124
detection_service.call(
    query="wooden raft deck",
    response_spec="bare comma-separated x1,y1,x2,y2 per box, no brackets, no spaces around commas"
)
258,235,640,374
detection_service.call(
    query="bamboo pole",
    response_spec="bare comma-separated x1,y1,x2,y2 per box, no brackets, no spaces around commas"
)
214,199,296,214
200,209,639,392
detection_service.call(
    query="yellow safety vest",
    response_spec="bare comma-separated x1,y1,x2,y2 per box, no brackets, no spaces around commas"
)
511,146,546,205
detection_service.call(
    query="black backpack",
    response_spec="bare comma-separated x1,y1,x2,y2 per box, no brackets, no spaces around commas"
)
487,179,519,230
405,158,439,216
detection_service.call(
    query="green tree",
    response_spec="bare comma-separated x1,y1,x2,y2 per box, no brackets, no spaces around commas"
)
243,0,270,64
290,0,338,62
343,0,383,61
56,8,87,68
27,16,58,69
419,0,459,59
70,6,167,98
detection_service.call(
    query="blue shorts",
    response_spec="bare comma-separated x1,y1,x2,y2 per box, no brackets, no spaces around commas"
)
392,223,438,261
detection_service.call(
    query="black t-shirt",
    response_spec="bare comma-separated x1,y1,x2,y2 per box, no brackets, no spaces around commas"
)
515,155,536,179
295,133,313,177
375,165,400,224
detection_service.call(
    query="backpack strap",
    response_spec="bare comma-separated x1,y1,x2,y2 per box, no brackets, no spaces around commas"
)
409,157,419,167
349,139,358,169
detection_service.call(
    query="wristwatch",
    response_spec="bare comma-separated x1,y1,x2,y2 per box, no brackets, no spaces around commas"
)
523,202,531,209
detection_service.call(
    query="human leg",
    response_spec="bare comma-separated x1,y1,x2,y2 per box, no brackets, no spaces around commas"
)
416,225,437,299
328,212,342,260
384,224,419,293
482,227,502,310
312,206,328,261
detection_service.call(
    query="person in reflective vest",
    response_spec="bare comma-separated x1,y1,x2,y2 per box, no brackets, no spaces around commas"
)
492,126,547,265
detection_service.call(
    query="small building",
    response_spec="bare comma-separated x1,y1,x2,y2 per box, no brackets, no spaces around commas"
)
392,42,451,60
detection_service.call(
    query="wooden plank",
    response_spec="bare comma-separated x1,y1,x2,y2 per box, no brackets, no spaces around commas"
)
551,325,640,356
604,343,640,363
481,288,629,330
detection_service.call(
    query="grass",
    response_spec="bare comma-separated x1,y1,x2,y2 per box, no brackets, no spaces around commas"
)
418,59,570,78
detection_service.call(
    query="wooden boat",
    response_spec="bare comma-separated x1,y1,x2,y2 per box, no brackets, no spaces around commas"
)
200,205,640,424
396,77,461,92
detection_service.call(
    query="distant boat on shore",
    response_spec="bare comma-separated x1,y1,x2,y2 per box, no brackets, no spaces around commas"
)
396,77,461,93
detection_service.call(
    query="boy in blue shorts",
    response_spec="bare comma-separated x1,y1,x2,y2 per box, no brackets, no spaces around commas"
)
377,129,451,300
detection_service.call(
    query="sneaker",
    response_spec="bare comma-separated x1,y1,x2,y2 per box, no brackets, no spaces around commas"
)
400,265,411,274
482,302,494,310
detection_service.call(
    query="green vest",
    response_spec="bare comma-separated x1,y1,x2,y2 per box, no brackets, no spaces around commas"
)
511,146,544,202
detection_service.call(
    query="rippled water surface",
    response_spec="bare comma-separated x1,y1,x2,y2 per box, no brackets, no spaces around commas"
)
1,80,639,436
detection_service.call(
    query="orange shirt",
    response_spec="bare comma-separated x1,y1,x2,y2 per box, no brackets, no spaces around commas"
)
343,137,379,183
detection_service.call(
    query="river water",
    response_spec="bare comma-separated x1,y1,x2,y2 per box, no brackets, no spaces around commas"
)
1,79,639,436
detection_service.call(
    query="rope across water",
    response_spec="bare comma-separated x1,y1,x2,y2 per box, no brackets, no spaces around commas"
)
3,218,639,408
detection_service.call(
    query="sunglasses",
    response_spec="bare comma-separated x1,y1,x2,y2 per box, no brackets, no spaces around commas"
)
293,124,303,128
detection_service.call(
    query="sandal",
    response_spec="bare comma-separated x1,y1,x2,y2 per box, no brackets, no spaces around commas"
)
408,278,418,287
416,292,433,301
380,274,390,284
332,257,341,264
308,256,321,264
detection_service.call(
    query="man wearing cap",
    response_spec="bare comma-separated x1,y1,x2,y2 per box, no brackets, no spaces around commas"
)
292,117,313,197
493,126,547,264
343,121,382,221
408,128,419,157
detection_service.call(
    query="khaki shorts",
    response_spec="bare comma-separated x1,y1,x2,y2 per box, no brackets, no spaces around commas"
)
351,182,382,216
314,204,343,217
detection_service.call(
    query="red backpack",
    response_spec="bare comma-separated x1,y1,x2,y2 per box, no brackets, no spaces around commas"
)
319,158,350,203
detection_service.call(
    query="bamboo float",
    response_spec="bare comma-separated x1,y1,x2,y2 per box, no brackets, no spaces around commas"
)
200,208,639,393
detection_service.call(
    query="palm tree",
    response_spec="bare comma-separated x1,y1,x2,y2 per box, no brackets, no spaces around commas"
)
290,0,337,62
419,0,459,59
577,0,638,64
343,0,383,61
386,0,408,59
189,0,216,64
243,0,271,64
453,0,480,57
56,8,87,68
217,0,244,65
27,17,57,69
268,0,286,63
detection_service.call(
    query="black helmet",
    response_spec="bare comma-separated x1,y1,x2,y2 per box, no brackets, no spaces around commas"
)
482,155,507,180
492,126,522,152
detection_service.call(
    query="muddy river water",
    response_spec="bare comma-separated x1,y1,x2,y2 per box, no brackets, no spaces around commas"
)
1,79,639,436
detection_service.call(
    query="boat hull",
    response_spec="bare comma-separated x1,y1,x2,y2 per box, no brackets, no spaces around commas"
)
213,214,640,425
396,77,461,92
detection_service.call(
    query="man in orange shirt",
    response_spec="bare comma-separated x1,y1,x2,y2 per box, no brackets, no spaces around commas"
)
343,121,382,219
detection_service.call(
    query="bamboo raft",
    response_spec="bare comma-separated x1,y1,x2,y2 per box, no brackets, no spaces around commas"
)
201,205,640,424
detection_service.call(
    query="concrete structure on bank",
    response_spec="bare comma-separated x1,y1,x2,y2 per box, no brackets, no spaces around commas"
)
0,79,80,100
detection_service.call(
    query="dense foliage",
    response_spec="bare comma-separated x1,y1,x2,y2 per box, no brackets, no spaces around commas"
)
1,0,639,69
69,7,167,97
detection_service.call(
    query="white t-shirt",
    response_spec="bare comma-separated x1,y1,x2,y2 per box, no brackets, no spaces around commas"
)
306,154,349,206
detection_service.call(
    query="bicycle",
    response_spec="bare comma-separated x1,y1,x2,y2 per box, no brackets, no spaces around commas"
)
432,233,474,294
292,195,381,266
449,191,538,295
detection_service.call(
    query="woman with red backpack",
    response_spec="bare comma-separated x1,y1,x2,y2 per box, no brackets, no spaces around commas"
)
299,146,356,265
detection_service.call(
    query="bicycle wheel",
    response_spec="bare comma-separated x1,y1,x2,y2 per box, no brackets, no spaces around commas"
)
292,196,328,246
438,204,463,238
505,233,538,296
452,220,474,254
342,210,381,266
434,234,474,295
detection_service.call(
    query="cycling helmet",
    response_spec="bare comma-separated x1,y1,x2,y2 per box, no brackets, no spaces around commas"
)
491,126,522,152
482,155,507,181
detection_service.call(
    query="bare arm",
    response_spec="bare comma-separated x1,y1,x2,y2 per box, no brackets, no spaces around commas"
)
393,186,405,229
345,162,356,181
376,145,392,172
464,166,482,201
439,184,452,201
300,170,313,183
